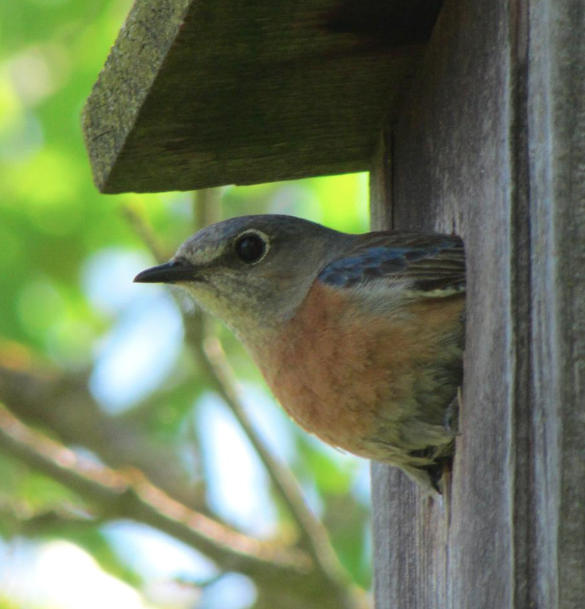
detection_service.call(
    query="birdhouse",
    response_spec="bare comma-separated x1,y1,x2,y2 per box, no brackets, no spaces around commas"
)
83,0,585,606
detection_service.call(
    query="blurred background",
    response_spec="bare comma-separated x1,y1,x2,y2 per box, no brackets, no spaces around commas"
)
0,1,371,608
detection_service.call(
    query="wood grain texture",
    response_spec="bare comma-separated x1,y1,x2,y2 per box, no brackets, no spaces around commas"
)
527,3,585,607
83,0,443,193
370,0,585,607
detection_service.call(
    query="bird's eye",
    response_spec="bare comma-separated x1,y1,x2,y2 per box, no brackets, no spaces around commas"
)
234,232,267,264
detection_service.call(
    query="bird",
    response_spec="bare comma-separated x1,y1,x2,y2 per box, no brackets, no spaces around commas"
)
134,215,465,492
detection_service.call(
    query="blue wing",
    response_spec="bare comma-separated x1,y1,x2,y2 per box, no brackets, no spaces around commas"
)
318,232,465,294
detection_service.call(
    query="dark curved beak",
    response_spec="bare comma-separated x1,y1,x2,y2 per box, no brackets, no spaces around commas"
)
134,258,197,284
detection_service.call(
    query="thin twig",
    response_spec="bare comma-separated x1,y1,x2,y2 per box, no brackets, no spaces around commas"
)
200,335,346,579
121,203,167,262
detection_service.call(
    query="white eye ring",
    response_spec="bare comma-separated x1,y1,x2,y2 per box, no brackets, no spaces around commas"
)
233,229,270,264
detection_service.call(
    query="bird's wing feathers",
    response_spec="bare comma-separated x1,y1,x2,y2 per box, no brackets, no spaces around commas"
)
318,232,465,295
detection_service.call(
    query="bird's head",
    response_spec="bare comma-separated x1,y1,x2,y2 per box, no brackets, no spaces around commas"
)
134,215,353,342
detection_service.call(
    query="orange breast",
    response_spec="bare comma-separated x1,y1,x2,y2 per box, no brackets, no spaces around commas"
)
251,282,464,457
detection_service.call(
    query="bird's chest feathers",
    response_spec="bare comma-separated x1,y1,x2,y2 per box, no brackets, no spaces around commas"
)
251,282,418,452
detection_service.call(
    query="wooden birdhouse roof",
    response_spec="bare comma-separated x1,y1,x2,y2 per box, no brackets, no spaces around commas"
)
83,0,443,193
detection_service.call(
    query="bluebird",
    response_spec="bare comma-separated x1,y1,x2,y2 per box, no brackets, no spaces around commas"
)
134,215,465,492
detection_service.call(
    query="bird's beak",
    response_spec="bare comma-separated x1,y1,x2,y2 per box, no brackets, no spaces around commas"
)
134,259,197,284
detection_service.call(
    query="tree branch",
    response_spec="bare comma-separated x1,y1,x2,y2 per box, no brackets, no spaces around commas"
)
0,358,207,513
0,406,309,582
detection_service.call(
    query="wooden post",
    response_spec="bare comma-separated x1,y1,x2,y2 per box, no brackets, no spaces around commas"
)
370,0,585,607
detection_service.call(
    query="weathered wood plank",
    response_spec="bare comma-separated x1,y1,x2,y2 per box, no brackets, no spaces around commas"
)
83,0,442,193
527,3,585,607
371,0,585,607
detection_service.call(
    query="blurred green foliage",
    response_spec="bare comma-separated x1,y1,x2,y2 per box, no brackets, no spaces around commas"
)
0,1,371,607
